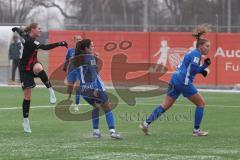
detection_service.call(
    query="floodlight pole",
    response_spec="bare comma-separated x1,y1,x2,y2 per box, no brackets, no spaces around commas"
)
227,0,231,32
216,14,219,32
143,0,148,32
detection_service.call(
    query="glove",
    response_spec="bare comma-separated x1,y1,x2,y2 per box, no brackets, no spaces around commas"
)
12,27,18,32
201,70,208,77
204,58,211,66
58,41,68,48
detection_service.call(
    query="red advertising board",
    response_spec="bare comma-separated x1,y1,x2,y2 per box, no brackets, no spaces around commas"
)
48,31,240,86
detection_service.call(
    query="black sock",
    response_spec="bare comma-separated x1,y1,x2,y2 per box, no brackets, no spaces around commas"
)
22,99,30,118
38,70,52,88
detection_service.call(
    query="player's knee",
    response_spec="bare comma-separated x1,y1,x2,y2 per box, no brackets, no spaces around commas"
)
24,96,31,100
198,99,205,107
24,93,31,100
101,101,111,111
24,89,32,100
161,104,167,110
102,106,111,112
33,63,43,74
201,101,206,107
161,103,172,111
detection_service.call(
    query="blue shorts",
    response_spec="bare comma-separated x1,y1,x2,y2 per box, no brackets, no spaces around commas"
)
80,88,108,106
167,81,198,100
67,69,79,84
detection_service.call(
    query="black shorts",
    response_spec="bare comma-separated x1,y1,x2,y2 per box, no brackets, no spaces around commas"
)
19,62,42,90
19,71,38,90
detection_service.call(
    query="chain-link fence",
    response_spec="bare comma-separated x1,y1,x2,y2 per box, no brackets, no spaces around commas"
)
1,22,240,32
63,24,240,32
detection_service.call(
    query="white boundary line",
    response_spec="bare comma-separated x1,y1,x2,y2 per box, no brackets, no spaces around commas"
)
0,102,239,111
1,84,240,93
198,89,240,93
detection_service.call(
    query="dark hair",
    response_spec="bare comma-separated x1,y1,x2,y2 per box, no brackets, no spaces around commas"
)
75,39,92,56
192,24,211,48
24,23,38,33
73,39,92,68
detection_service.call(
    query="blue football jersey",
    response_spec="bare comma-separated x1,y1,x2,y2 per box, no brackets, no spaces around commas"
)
171,49,208,85
64,48,75,72
78,54,105,91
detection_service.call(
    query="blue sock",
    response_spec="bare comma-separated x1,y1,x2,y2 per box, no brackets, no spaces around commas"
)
105,110,115,129
92,108,99,129
146,105,165,124
75,88,80,105
194,106,204,129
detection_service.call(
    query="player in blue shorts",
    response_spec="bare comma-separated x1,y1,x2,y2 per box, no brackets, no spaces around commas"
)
74,39,122,139
63,35,82,112
140,24,212,136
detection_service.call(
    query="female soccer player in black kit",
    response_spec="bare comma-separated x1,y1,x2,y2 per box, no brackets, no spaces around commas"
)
12,23,68,133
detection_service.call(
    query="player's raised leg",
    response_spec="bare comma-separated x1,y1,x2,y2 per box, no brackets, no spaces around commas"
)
33,63,56,104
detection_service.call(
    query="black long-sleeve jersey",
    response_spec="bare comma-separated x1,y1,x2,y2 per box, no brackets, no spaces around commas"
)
14,28,66,71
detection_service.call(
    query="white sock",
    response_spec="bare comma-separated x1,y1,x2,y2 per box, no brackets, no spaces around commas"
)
23,118,29,124
109,129,116,133
193,128,200,132
143,121,149,127
49,88,54,94
93,129,100,134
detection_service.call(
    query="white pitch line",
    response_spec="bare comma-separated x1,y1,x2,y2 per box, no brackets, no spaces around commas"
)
1,84,240,93
0,104,90,110
0,102,239,111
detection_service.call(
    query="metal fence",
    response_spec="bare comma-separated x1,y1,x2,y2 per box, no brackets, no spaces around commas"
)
1,23,240,32
63,24,240,33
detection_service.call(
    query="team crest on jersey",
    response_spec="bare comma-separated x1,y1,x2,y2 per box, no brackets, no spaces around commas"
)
193,57,200,64
34,41,40,45
90,59,96,65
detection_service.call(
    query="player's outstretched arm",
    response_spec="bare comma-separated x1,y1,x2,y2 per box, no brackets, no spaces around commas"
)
38,41,68,50
12,27,28,40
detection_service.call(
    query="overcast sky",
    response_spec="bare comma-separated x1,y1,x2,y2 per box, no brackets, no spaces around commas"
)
27,1,66,31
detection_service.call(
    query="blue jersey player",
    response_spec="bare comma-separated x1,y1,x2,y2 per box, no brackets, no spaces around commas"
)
75,39,122,139
63,35,82,112
140,24,212,136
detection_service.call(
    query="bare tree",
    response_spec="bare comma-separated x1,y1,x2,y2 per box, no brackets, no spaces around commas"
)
2,0,239,31
164,0,185,25
0,0,72,24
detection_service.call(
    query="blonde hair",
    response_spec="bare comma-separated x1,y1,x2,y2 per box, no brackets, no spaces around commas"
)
192,24,211,48
24,23,38,33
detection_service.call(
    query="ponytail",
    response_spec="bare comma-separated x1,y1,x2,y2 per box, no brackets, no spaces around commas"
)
192,24,211,48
